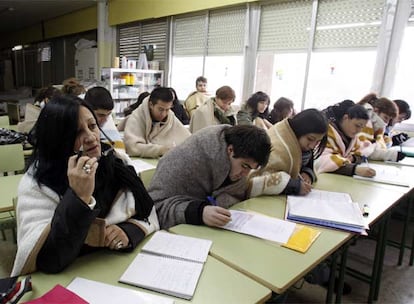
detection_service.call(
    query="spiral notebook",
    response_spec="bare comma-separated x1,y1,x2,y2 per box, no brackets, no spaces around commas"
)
119,231,212,300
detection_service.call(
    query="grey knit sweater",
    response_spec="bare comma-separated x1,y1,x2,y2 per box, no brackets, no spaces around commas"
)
148,125,248,229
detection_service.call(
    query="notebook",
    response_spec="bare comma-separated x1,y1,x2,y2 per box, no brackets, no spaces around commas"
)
286,189,366,233
353,163,409,187
67,277,173,304
221,210,296,244
119,231,212,300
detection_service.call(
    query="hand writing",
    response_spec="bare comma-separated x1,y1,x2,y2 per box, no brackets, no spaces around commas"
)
203,206,231,227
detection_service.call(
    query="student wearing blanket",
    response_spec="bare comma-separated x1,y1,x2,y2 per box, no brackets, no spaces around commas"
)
148,125,271,229
248,109,328,197
12,95,159,276
314,100,376,177
357,93,405,162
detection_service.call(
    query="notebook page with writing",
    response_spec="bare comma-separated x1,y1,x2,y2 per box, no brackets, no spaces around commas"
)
119,253,203,300
353,163,409,187
67,277,173,304
142,231,212,263
222,210,296,244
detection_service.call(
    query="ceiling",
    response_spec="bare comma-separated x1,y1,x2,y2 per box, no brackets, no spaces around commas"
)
0,0,98,34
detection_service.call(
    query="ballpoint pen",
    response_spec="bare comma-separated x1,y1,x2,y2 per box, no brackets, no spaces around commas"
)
76,145,84,161
207,196,218,206
362,156,370,168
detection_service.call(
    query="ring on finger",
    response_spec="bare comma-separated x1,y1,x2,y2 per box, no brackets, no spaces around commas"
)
82,165,91,174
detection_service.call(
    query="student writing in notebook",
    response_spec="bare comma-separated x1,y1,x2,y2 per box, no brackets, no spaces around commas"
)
148,125,271,229
314,100,376,177
12,95,159,276
248,109,328,197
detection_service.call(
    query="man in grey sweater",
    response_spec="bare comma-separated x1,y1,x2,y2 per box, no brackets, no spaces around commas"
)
148,124,271,229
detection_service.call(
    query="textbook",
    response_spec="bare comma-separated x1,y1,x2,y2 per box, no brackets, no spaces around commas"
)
283,225,321,253
353,163,409,187
67,277,173,304
221,210,296,244
119,231,212,300
286,189,366,233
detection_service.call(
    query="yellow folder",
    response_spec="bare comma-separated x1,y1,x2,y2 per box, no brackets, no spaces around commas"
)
283,225,320,253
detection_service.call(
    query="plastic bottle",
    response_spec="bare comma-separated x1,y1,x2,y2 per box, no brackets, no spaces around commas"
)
121,56,128,69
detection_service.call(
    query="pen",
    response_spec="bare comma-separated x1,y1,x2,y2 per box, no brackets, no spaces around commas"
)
207,196,218,206
362,156,370,168
298,173,310,184
76,145,84,161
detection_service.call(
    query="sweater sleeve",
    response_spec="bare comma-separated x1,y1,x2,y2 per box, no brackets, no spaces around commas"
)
36,189,98,273
332,163,357,176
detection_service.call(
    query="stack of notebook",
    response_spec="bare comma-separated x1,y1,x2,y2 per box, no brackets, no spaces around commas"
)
286,189,367,233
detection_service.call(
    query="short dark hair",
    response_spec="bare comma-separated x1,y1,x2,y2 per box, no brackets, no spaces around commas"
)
288,108,328,158
245,91,270,118
84,86,114,110
216,86,235,101
149,87,174,105
196,76,207,86
394,99,411,120
223,125,271,167
34,86,62,103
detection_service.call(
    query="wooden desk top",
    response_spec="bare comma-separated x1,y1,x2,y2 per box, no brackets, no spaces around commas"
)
20,236,271,304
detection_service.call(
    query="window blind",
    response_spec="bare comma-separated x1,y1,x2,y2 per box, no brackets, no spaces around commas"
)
173,14,206,56
258,0,313,52
207,7,246,55
314,0,385,49
118,19,167,62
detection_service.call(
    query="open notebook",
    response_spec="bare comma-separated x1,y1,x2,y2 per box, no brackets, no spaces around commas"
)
67,277,173,304
286,189,366,233
119,231,212,300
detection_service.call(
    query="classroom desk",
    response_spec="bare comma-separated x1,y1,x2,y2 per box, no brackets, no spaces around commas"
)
20,234,271,304
0,174,23,212
315,173,410,303
130,157,159,188
170,196,351,296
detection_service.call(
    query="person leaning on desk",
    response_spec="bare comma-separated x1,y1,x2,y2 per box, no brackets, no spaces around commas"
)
314,100,376,177
248,109,328,197
148,124,271,229
11,95,159,276
357,93,405,162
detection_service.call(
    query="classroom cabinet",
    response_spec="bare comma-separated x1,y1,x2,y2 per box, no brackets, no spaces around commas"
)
101,68,163,118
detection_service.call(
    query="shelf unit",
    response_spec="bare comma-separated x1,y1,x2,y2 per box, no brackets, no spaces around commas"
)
101,68,163,117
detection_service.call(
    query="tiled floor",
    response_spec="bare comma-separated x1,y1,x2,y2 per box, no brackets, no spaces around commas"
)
1,217,414,303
